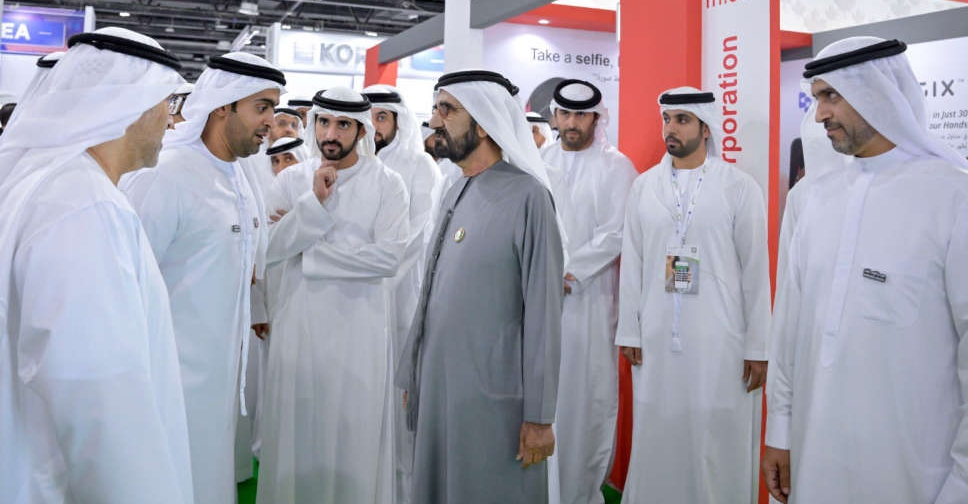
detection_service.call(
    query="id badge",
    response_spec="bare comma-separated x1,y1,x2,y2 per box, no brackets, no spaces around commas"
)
665,245,700,294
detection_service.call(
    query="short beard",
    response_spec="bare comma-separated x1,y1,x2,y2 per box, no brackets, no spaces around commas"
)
442,118,481,163
666,135,703,158
827,118,877,155
319,136,359,161
374,130,395,153
560,127,593,150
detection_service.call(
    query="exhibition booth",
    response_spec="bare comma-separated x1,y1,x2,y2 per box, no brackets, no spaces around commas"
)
3,1,967,502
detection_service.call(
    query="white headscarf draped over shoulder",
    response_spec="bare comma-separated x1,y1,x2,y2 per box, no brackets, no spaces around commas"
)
302,86,377,159
657,86,722,157
0,25,185,336
801,36,967,170
0,27,184,182
549,79,610,146
362,84,425,154
165,52,287,148
434,69,568,252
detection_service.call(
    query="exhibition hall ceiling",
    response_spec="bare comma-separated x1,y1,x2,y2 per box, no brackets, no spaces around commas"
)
8,0,446,78
5,0,966,78
556,0,967,33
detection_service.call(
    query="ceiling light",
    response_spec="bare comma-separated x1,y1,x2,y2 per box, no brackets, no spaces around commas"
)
364,31,379,37
282,24,291,29
119,11,130,17
238,1,259,16
215,21,228,29
407,13,418,20
217,40,232,50
165,26,175,33
538,19,550,25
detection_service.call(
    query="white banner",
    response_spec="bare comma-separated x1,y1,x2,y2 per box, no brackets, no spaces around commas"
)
906,36,968,159
702,0,772,202
483,22,620,143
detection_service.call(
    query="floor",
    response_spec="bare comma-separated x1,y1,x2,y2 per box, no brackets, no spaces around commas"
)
236,460,624,503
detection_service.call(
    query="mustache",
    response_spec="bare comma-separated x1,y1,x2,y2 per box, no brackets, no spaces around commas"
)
823,120,843,131
665,135,681,144
563,128,581,135
321,141,341,148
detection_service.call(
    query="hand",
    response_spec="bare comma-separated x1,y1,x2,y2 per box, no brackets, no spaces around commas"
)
252,323,270,340
516,422,554,468
313,164,338,204
762,446,791,503
620,346,642,366
270,208,288,223
563,273,576,295
743,360,767,392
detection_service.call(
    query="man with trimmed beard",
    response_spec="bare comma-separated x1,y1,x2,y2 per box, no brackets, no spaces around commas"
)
257,87,409,504
396,70,565,504
120,52,286,504
362,83,441,504
763,37,968,504
615,87,771,504
541,79,637,504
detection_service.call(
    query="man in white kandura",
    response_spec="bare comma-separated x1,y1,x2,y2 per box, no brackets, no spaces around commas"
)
616,87,771,504
234,103,307,485
762,36,968,504
0,27,193,504
362,83,442,504
121,52,286,504
541,79,637,504
257,87,409,504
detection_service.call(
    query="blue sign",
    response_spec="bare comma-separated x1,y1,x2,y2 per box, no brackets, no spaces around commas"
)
1,5,86,55
409,46,445,73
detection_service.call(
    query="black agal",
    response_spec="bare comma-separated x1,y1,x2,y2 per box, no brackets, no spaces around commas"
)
68,32,182,72
553,79,603,110
267,137,305,156
312,91,371,112
803,39,907,78
208,55,286,85
434,70,518,96
362,90,402,104
659,92,716,105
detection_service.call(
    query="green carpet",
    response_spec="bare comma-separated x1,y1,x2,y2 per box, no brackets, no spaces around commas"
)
236,460,623,503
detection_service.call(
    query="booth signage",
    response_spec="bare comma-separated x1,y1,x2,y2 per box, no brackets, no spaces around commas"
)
702,0,772,200
1,5,85,54
276,29,383,75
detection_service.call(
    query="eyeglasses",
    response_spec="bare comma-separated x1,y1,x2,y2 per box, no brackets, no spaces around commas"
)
431,102,465,120
168,94,186,115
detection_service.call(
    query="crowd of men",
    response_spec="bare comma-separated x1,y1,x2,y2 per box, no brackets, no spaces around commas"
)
0,26,965,504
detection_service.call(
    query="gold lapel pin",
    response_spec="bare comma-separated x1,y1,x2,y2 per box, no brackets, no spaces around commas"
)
454,227,466,242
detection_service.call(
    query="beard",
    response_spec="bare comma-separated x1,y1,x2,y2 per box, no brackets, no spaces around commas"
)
374,130,395,153
319,137,359,161
438,118,481,163
665,133,704,159
825,118,877,155
560,127,593,150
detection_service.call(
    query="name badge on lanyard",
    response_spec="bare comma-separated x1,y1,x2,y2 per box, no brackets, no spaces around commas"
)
667,164,707,352
665,245,700,294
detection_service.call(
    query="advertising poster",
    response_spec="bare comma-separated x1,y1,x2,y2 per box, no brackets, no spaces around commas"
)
483,22,620,142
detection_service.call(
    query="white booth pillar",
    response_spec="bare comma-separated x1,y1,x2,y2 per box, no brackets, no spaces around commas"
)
444,0,483,71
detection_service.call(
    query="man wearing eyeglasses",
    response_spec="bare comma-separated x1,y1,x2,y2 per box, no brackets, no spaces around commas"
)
396,70,564,504
167,82,193,127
